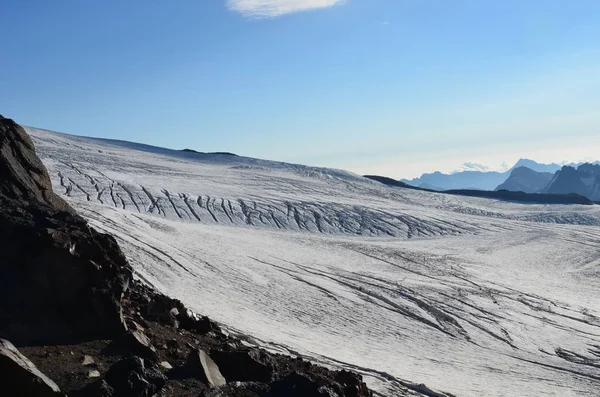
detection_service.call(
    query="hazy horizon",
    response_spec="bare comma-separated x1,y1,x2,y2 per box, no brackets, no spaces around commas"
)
24,121,599,180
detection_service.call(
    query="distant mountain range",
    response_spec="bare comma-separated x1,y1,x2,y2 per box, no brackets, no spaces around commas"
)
401,159,599,192
364,174,593,205
495,167,554,194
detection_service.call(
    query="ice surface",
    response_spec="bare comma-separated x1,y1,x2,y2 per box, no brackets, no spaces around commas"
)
28,127,600,396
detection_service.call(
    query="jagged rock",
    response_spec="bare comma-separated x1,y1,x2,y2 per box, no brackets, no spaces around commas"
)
0,338,62,396
0,115,132,345
82,355,96,366
117,330,159,362
211,347,276,383
335,370,371,397
185,348,227,387
104,356,166,397
159,361,173,370
0,115,73,212
88,370,101,378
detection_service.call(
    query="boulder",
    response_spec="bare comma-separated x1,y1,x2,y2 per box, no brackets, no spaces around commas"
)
0,115,132,345
88,370,102,378
104,356,166,397
159,361,173,370
269,372,331,397
335,371,371,397
186,348,227,387
82,355,96,366
211,347,276,383
0,338,62,397
117,330,159,362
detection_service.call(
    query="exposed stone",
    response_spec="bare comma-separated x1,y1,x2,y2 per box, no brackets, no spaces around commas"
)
0,115,73,212
186,348,227,387
0,116,132,345
335,370,371,397
117,329,159,362
211,347,276,383
82,355,95,366
0,338,62,396
88,370,101,378
159,361,173,370
104,356,166,397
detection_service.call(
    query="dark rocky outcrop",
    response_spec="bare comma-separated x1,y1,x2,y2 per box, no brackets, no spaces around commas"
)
0,115,132,345
0,115,73,212
0,338,62,397
443,189,592,205
363,175,421,190
1,114,375,396
182,148,238,156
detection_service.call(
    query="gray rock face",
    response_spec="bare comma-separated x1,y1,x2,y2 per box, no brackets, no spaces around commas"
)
0,338,62,397
0,115,73,212
0,115,132,345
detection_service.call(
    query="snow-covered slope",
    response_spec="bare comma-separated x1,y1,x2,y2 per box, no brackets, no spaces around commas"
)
28,127,600,396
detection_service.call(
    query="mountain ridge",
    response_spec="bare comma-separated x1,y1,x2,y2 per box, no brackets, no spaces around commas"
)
402,159,599,191
494,167,554,193
544,164,600,201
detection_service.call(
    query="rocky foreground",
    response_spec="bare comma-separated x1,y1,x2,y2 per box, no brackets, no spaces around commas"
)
0,115,373,397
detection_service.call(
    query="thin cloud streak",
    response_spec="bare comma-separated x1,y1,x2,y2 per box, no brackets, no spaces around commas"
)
226,0,344,18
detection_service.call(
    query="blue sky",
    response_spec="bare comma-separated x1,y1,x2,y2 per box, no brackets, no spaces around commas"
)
1,1,599,178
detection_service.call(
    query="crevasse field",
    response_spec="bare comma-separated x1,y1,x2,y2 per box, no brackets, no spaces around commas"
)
28,127,600,397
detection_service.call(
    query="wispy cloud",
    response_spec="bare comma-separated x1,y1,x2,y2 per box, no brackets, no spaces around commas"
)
226,0,344,18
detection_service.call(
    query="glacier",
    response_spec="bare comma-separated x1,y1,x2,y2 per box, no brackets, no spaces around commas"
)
27,126,600,396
